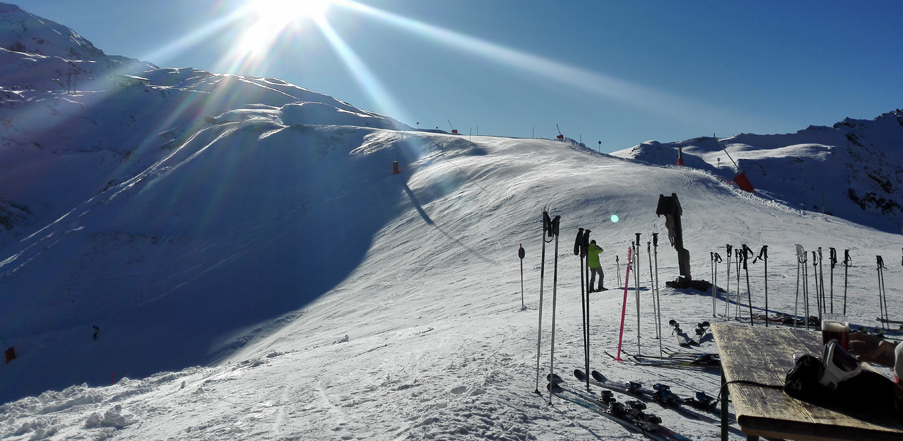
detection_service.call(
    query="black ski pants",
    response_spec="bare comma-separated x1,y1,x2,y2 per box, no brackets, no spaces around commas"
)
589,267,604,291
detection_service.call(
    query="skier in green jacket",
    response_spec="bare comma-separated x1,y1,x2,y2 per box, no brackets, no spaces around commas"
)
587,240,605,292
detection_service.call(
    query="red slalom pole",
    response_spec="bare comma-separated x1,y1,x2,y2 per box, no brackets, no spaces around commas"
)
615,247,634,362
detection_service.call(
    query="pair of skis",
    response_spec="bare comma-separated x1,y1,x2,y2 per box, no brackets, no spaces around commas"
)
610,320,720,370
574,369,721,423
610,350,721,370
546,374,692,441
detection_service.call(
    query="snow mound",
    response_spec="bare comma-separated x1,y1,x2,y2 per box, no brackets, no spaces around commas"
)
280,101,399,129
84,405,132,430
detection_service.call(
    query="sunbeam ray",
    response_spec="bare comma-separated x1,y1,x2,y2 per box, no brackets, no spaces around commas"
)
315,19,412,127
336,1,754,130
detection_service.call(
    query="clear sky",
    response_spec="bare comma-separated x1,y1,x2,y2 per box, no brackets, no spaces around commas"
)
19,0,903,152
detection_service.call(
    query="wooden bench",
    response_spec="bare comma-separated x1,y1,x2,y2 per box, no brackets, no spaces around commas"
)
711,323,903,440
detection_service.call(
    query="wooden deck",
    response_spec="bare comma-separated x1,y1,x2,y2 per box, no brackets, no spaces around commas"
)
711,323,903,440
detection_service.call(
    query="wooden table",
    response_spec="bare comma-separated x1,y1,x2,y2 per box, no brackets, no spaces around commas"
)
711,323,903,440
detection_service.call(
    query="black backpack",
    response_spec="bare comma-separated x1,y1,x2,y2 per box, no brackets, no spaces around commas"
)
784,354,899,423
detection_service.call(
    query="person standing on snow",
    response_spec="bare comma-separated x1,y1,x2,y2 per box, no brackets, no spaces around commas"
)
587,240,605,292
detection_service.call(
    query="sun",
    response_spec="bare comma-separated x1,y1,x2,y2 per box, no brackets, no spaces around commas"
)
236,0,332,57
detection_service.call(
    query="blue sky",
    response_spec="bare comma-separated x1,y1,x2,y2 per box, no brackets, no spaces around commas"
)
20,0,903,151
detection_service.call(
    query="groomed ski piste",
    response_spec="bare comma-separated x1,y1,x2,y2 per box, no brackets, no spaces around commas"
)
1,3,903,440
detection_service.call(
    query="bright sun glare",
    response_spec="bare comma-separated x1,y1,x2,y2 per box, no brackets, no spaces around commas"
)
249,0,332,22
237,0,332,56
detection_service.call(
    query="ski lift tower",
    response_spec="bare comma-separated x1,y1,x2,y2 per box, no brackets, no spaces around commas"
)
448,120,458,135
715,135,754,192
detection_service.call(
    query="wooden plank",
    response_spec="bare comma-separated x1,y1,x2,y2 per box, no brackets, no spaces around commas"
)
712,323,903,440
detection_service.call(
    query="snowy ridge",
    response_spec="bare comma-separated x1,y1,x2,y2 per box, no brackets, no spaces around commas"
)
0,67,407,252
0,2,105,59
612,111,903,233
0,2,156,92
1,4,903,440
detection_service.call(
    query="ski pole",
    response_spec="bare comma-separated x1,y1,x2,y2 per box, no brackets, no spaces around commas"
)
877,255,888,329
647,240,662,358
582,230,592,389
710,252,716,317
574,229,587,390
762,246,768,327
548,214,561,405
534,211,551,394
646,241,661,338
843,250,851,315
615,247,633,362
794,245,801,327
724,245,732,319
634,234,642,357
574,229,589,391
802,249,810,329
812,251,823,322
582,229,590,390
742,244,754,326
632,240,640,356
735,248,742,319
818,247,826,318
652,232,662,359
616,255,621,288
754,246,768,327
712,252,721,318
829,247,837,314
877,255,884,326
574,229,583,258
519,244,526,310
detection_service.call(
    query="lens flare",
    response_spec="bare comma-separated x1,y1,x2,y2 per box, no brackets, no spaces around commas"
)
610,215,619,223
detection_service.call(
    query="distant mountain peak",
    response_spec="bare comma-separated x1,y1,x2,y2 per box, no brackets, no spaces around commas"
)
833,109,903,130
611,111,903,233
0,1,106,59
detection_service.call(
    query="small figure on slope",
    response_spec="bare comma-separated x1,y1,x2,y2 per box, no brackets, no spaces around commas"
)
587,240,606,292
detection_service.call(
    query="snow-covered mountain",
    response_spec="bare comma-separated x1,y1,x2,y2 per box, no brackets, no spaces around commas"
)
611,113,903,234
1,4,902,440
0,2,105,59
0,2,156,92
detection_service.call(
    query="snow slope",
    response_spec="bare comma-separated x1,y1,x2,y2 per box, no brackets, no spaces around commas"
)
3,127,902,440
1,3,902,440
